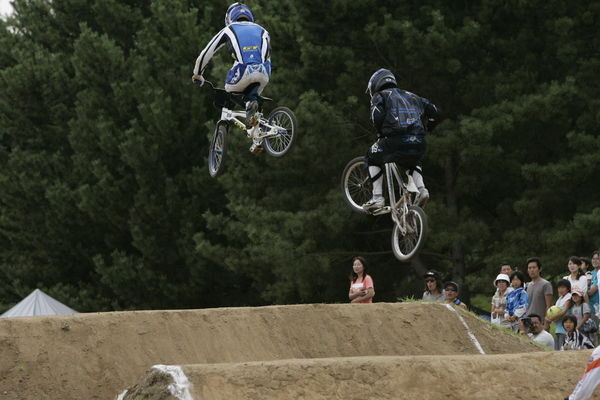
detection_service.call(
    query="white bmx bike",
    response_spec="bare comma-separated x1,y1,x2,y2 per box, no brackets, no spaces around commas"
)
202,81,297,177
341,157,428,261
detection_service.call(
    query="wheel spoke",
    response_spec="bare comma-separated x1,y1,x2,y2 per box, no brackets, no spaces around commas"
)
344,163,372,208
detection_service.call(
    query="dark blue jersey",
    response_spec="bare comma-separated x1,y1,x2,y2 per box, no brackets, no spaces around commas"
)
370,88,439,137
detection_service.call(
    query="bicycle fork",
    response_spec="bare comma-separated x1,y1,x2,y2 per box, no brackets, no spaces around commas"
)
386,164,410,236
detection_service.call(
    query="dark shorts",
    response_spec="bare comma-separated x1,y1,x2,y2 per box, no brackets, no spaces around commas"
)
366,135,426,168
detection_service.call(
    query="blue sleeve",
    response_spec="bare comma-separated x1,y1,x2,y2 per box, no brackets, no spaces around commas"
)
505,292,514,314
519,290,529,308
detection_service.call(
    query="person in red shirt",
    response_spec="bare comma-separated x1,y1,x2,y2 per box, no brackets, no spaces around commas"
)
348,256,375,304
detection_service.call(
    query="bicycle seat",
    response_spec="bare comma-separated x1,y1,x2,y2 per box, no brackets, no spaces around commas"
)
258,95,272,102
212,85,273,110
230,92,272,103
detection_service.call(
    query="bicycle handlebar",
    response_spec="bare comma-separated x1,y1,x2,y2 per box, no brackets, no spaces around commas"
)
192,76,215,89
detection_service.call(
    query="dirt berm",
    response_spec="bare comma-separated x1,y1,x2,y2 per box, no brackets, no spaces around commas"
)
0,302,595,400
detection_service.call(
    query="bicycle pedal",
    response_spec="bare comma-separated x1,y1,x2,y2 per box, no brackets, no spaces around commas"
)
371,206,391,215
249,143,263,154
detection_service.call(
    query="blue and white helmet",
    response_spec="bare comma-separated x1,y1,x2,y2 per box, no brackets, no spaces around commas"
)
366,68,397,98
225,2,254,25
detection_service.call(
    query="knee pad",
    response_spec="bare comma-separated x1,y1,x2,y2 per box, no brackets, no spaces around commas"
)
407,166,423,175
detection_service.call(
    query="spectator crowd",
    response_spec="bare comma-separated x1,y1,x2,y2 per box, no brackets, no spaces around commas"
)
419,251,600,351
349,250,600,351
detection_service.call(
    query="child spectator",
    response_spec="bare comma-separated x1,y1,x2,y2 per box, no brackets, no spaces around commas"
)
505,271,529,331
548,279,574,350
569,288,595,344
562,315,595,350
581,257,593,290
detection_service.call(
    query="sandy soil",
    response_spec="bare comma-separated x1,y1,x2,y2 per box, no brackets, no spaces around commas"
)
0,302,594,400
174,352,595,400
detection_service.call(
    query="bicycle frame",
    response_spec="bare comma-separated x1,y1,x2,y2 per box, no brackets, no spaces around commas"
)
372,163,420,235
203,80,284,143
218,107,283,142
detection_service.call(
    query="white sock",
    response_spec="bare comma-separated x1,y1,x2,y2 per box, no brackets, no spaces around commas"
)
369,166,383,198
412,169,425,190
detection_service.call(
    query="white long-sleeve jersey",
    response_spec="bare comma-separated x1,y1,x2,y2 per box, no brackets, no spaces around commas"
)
569,345,600,400
193,21,270,76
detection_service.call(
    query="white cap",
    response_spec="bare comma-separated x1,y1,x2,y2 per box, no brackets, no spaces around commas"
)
494,273,510,286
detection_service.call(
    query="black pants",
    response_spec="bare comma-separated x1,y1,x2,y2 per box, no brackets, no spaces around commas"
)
366,135,426,169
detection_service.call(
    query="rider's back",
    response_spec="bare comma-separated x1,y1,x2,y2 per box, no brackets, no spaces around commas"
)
226,22,270,65
372,88,437,137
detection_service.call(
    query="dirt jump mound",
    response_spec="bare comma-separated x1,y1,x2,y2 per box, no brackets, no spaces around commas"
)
0,302,595,400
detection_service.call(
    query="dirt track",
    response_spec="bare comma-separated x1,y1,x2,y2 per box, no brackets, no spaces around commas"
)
0,302,596,399
165,352,593,400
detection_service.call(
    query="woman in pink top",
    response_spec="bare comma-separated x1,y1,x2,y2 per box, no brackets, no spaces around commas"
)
348,256,375,303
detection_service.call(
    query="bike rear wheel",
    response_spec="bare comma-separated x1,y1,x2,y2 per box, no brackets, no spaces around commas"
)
341,156,373,214
208,123,227,177
391,205,427,261
263,107,296,157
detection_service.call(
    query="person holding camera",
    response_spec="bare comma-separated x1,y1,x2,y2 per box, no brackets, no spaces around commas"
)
518,313,555,349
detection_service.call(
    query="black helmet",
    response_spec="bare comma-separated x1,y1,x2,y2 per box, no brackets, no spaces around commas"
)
366,68,397,97
423,270,440,280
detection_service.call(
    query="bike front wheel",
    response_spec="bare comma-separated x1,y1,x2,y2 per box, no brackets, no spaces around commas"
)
391,205,428,261
341,156,373,214
263,107,297,157
208,123,227,177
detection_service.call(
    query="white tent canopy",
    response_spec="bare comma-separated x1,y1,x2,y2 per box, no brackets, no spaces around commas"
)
1,289,79,318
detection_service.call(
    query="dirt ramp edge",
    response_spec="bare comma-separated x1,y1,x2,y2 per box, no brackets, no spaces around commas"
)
119,365,194,400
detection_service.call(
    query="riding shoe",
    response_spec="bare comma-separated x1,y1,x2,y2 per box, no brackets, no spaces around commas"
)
362,197,385,211
246,100,259,127
415,188,429,207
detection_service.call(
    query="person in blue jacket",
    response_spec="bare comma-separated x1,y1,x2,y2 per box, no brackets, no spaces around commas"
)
505,270,529,331
192,3,271,130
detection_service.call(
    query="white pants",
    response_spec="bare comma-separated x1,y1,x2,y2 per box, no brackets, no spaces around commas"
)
225,63,269,94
